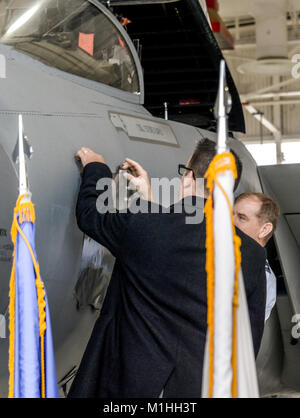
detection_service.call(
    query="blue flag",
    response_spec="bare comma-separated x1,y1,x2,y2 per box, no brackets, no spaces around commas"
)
8,196,59,398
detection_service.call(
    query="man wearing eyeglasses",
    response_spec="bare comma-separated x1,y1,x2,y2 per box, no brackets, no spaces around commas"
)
68,139,266,398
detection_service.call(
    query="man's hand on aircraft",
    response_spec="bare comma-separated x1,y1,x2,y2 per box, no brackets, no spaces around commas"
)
121,158,153,202
76,147,106,168
75,150,153,202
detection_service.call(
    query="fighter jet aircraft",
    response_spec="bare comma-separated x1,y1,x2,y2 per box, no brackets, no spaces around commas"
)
0,0,299,397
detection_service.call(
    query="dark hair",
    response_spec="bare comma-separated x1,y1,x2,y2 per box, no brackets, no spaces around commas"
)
188,138,242,193
235,192,280,242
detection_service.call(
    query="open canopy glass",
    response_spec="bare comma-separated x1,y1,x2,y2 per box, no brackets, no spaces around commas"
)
0,0,140,94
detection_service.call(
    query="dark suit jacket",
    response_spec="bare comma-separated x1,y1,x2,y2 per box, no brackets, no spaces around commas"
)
68,162,266,398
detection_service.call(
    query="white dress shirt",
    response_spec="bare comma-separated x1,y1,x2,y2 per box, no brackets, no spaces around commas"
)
265,260,277,322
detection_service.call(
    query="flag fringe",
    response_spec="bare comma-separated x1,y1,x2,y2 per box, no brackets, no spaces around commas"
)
204,153,241,398
8,195,47,398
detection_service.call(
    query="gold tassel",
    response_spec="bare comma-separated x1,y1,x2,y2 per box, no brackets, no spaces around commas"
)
8,195,47,398
204,153,241,398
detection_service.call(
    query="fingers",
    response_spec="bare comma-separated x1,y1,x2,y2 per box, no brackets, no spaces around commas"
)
75,147,105,166
123,158,146,176
76,147,93,159
122,171,153,201
76,149,85,162
123,172,145,188
123,171,136,183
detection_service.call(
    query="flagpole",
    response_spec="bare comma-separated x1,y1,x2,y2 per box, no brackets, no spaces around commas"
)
215,60,230,155
8,116,59,398
18,114,31,203
202,60,259,398
212,60,236,397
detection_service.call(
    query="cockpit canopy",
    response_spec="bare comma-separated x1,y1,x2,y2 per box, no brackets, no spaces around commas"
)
0,0,140,94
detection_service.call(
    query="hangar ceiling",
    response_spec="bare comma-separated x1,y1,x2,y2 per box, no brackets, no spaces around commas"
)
217,0,300,163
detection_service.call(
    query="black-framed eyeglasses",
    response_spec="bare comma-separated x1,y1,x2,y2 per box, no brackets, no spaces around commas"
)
178,164,195,180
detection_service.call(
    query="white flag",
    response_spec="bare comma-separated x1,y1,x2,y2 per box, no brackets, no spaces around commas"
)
201,152,259,398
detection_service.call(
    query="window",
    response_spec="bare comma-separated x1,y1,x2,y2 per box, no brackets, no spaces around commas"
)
0,0,140,94
245,142,300,165
281,142,300,164
245,143,277,166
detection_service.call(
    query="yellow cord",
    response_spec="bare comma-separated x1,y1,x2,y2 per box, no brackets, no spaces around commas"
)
8,195,47,398
204,153,241,398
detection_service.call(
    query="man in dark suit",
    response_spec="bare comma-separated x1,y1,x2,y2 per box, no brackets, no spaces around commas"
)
68,139,266,398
